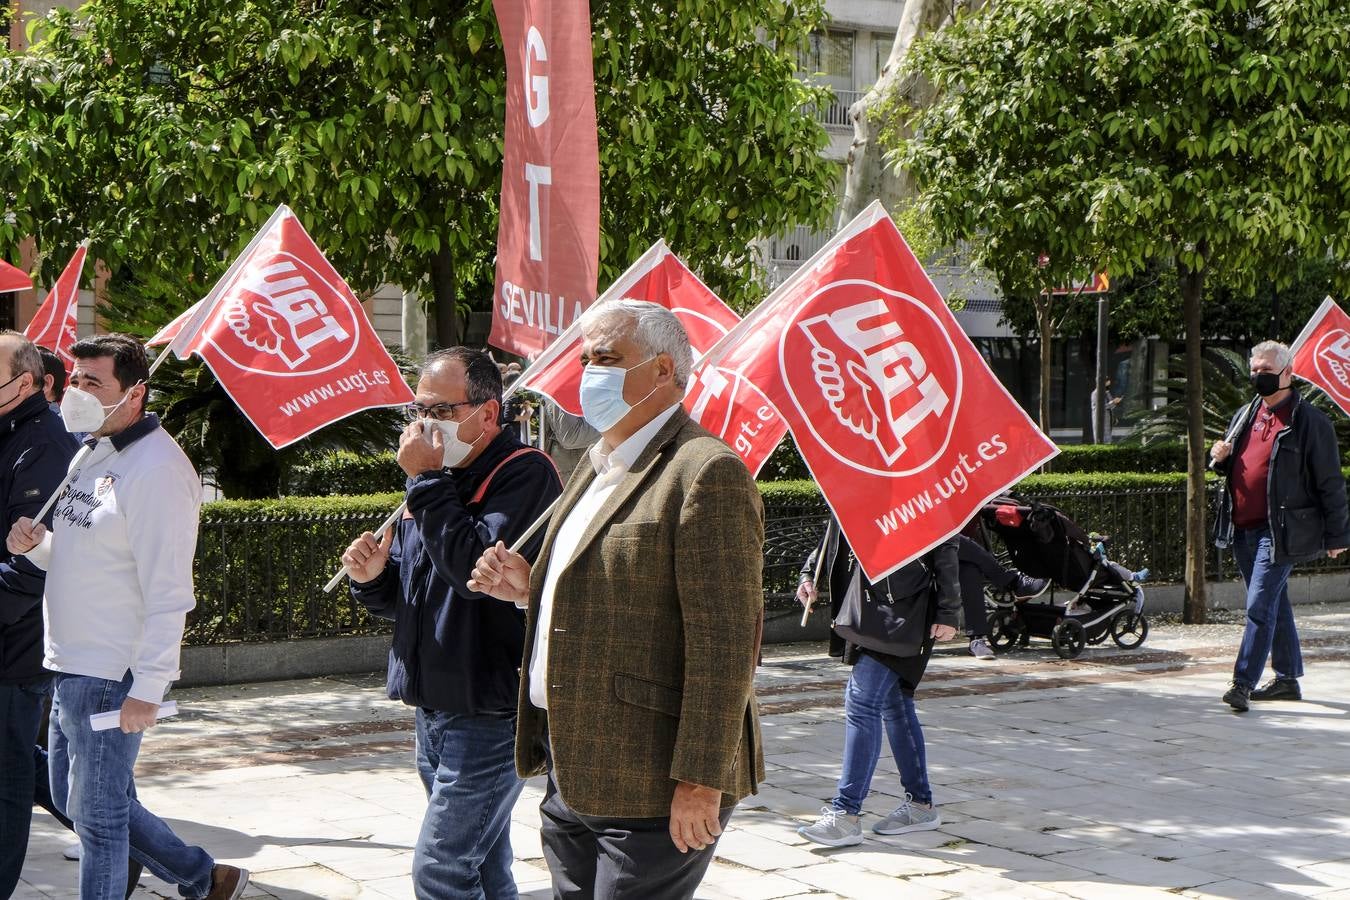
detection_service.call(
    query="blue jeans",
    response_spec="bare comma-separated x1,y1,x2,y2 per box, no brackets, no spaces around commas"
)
833,654,932,814
1231,527,1305,689
50,672,214,899
413,709,524,899
1,678,49,897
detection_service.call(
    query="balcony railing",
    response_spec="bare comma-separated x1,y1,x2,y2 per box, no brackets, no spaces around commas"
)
808,89,864,129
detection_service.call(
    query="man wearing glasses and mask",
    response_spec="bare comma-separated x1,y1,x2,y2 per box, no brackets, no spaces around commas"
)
341,347,561,898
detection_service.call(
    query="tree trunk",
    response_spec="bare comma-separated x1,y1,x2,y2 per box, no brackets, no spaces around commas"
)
1037,300,1053,432
1180,261,1208,624
837,0,983,224
401,289,428,362
429,245,457,348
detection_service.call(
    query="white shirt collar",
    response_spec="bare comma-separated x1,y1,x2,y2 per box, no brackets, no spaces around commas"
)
587,403,682,478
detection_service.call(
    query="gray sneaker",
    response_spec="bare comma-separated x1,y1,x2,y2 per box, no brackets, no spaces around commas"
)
798,806,864,847
873,795,941,834
969,636,995,659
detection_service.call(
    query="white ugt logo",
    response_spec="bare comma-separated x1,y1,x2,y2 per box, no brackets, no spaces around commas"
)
800,299,949,465
225,261,351,370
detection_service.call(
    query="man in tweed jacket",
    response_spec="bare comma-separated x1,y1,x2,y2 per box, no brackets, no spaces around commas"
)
470,299,765,898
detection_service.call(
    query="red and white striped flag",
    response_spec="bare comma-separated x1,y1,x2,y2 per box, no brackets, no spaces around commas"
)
24,241,89,372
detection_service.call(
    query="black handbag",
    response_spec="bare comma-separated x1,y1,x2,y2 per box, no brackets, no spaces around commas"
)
832,563,931,658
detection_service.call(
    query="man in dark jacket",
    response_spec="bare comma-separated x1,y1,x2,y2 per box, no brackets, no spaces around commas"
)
0,332,79,896
1211,340,1350,712
341,347,560,899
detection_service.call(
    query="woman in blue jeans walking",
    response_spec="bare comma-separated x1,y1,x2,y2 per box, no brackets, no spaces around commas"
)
796,525,961,846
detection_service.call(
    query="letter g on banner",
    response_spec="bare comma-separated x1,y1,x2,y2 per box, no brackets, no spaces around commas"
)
525,25,550,126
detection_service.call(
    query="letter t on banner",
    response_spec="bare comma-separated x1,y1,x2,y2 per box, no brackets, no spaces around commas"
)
489,0,600,358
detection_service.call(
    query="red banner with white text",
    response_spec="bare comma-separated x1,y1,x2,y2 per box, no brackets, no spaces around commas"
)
511,242,787,475
489,0,600,357
702,202,1058,582
166,206,413,448
24,242,88,372
1290,296,1350,416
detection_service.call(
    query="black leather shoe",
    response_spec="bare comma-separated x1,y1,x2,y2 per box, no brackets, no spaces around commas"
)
1223,682,1250,712
1250,677,1302,701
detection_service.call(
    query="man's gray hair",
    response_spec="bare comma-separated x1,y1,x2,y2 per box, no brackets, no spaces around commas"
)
1251,340,1293,370
0,331,44,385
579,299,694,388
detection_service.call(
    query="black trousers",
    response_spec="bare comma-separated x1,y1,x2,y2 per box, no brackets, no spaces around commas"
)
538,769,732,900
956,535,1017,637
0,679,48,898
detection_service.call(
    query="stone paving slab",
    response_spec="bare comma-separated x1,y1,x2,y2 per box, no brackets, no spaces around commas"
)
17,606,1350,898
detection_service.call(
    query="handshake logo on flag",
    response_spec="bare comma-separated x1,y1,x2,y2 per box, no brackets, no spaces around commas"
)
787,287,960,476
217,255,355,376
1314,329,1350,404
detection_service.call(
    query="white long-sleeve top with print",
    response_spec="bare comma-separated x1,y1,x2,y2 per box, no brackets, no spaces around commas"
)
27,417,202,704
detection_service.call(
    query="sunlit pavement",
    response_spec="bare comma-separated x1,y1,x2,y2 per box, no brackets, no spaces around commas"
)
18,605,1350,899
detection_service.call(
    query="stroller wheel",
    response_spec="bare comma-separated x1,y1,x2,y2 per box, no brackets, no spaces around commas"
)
1051,619,1087,659
988,609,1024,651
1110,611,1149,649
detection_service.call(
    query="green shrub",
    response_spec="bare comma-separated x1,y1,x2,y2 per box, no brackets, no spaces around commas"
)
1042,443,1187,474
285,452,404,496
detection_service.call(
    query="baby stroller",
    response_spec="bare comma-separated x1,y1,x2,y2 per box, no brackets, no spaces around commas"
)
975,494,1150,659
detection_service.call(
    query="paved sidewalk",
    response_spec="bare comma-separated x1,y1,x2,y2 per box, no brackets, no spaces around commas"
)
17,605,1350,899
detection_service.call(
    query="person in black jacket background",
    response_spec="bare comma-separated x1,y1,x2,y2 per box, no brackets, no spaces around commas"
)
1211,340,1350,712
341,347,561,899
793,522,960,847
0,332,79,896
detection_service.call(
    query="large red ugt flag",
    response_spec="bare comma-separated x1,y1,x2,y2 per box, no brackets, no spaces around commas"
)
1291,296,1350,416
24,241,89,371
512,241,787,475
702,202,1058,582
489,0,600,357
166,206,413,448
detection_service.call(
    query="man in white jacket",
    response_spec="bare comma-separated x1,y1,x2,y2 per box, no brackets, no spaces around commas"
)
7,335,247,900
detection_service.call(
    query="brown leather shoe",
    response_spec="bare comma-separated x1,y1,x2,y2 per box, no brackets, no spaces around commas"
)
205,864,250,900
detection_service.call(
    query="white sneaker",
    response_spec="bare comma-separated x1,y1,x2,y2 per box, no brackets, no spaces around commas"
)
969,636,996,659
798,806,864,847
874,794,941,834
63,841,82,861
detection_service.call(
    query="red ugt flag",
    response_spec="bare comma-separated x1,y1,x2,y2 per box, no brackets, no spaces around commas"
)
1290,297,1350,416
0,259,30,293
24,241,89,371
489,0,601,358
702,202,1058,582
166,206,414,448
510,241,788,476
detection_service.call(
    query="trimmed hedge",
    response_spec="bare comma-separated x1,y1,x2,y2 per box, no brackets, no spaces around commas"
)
1041,443,1187,474
285,442,1190,498
285,452,404,496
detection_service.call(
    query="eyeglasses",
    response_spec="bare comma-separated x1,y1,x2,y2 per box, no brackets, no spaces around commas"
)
404,400,480,422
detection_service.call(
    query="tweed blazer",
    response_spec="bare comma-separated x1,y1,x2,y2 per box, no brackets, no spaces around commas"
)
516,408,766,818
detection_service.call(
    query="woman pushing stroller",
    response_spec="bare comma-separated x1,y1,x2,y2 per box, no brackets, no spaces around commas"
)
793,520,960,846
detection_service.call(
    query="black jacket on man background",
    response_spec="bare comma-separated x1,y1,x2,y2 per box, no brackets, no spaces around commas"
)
1213,390,1350,565
0,392,79,684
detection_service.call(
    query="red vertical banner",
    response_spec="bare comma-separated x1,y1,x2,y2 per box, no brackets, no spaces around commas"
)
490,0,601,357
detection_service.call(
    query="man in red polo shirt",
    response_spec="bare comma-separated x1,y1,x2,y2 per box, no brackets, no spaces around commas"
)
1211,341,1350,712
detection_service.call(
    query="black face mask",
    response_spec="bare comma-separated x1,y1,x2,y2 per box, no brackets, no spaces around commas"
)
1250,370,1284,397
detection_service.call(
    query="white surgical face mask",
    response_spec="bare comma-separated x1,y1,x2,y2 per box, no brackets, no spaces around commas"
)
579,357,657,433
422,405,484,468
60,383,137,434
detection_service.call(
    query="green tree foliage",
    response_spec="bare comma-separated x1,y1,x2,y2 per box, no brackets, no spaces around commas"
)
894,0,1350,622
0,0,835,335
0,0,836,497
